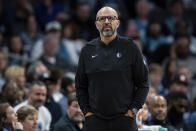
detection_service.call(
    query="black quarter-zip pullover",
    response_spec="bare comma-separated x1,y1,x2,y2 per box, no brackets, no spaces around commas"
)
75,36,149,119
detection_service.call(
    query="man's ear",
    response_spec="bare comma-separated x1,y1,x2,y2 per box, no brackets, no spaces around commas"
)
117,20,120,28
95,21,99,29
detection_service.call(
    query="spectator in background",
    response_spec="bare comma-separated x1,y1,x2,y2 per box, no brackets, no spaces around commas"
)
72,1,97,41
30,21,62,62
4,66,26,99
163,58,178,88
7,35,28,66
149,63,166,96
59,76,75,115
131,0,150,43
0,49,8,91
148,95,175,131
188,96,196,131
34,0,69,30
0,81,23,107
42,70,63,129
54,92,84,131
26,61,49,84
0,103,23,131
3,0,34,35
0,29,7,52
167,91,188,131
124,21,139,39
164,0,193,36
58,21,84,66
14,81,51,131
168,74,189,95
173,36,196,75
144,21,169,63
40,34,76,73
17,105,38,131
20,14,43,57
167,19,196,55
176,66,196,102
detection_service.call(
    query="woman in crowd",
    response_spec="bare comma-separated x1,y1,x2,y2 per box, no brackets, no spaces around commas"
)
17,105,38,131
0,103,23,131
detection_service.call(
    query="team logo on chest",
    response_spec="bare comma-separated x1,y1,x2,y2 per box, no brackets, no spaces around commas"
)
116,52,122,58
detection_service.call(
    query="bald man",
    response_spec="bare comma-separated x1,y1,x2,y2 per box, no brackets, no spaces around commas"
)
75,6,149,131
149,95,175,131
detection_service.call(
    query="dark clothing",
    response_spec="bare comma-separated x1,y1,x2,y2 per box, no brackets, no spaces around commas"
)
167,107,188,131
75,36,149,119
150,120,176,131
45,97,62,130
53,115,82,131
84,115,137,131
39,55,76,73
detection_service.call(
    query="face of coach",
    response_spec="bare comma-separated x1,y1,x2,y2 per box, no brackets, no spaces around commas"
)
95,7,120,39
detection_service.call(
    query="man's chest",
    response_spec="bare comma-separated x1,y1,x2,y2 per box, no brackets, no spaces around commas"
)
84,46,133,73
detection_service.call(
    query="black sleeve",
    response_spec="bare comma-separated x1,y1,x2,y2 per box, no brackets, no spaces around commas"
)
130,42,149,110
75,48,92,115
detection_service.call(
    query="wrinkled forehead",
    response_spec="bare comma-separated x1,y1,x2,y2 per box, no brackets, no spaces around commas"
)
96,7,118,18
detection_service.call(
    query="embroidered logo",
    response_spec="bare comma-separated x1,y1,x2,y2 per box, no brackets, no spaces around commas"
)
92,54,98,58
116,52,122,58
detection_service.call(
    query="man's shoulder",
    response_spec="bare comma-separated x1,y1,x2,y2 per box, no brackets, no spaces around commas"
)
117,36,138,49
14,100,28,112
39,105,51,115
118,36,135,44
80,38,99,53
85,38,99,46
54,115,75,130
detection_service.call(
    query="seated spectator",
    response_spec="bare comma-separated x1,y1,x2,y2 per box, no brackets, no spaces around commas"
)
58,21,84,66
124,21,139,39
166,19,196,55
30,21,62,62
41,70,63,130
167,91,188,131
5,65,26,100
0,49,8,91
168,74,189,94
164,0,193,36
14,81,52,131
163,58,178,88
188,97,196,131
34,0,69,30
149,63,165,96
54,92,84,131
148,95,175,131
26,61,49,84
20,14,43,56
17,105,38,131
144,21,169,63
0,103,23,131
130,0,150,43
0,81,23,107
59,76,75,115
7,35,28,66
39,34,76,73
72,1,97,41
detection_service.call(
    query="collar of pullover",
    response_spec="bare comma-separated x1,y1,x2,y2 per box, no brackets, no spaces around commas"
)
98,35,119,48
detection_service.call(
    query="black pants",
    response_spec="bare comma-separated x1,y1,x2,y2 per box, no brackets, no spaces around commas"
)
84,115,138,131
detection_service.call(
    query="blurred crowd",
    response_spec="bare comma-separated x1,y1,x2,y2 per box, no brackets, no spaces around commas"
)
0,0,196,131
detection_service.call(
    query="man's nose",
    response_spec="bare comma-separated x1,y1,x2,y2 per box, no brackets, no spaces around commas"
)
104,18,110,23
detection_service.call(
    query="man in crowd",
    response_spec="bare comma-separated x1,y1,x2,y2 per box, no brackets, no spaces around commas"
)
54,92,84,131
14,81,51,131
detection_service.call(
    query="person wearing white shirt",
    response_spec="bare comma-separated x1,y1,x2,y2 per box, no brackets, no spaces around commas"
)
14,81,52,131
